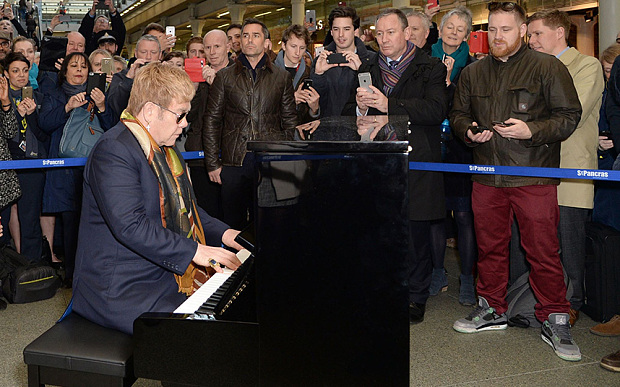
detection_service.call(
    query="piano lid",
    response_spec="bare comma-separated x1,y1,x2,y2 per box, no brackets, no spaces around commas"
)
248,115,409,153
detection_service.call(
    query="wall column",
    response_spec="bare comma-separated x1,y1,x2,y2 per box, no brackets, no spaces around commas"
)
599,0,620,52
191,19,207,37
228,2,247,26
291,0,305,26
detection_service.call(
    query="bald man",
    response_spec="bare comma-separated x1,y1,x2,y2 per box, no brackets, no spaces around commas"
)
66,31,86,55
185,29,234,218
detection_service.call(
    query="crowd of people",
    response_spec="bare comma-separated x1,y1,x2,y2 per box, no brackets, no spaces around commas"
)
0,0,619,372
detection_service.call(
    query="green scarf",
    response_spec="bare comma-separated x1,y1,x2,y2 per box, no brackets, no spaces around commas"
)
431,39,470,83
120,110,212,296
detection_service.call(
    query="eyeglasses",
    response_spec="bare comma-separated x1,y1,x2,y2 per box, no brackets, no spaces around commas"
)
616,37,620,44
487,2,517,11
152,102,187,124
0,41,10,48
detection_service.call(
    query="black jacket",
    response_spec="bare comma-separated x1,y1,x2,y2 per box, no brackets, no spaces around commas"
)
311,37,376,117
343,48,449,221
79,11,126,55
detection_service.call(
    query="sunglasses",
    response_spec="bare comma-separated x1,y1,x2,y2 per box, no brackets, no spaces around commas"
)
152,102,187,124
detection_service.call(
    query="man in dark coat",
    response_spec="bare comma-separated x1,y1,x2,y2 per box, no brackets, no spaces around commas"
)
78,0,126,55
342,8,448,324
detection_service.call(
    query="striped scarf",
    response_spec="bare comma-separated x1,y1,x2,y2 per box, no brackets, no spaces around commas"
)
120,110,213,296
379,41,417,96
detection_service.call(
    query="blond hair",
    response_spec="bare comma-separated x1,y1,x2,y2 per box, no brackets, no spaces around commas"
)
127,62,195,116
601,43,620,65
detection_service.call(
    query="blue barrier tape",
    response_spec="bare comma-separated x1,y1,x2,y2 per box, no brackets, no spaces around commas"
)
2,152,619,182
409,162,620,182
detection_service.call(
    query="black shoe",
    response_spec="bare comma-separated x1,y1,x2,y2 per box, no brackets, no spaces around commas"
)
409,302,425,324
0,298,6,311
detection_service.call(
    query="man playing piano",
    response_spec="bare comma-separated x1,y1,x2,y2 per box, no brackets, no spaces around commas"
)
71,63,243,334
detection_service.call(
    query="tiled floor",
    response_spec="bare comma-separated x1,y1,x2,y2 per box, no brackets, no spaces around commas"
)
1,247,618,386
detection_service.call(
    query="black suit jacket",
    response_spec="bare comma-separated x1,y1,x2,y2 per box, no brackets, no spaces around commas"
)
343,48,449,221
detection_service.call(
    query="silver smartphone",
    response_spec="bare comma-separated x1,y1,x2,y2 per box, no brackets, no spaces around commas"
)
358,72,373,93
22,86,33,100
101,57,113,75
166,26,175,36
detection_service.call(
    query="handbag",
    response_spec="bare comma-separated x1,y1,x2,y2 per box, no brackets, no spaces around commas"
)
59,101,104,158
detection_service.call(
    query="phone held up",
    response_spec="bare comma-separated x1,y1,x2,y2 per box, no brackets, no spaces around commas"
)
22,86,33,100
427,0,439,9
101,57,113,75
326,52,348,64
302,79,313,90
358,72,373,93
86,72,106,96
166,26,175,36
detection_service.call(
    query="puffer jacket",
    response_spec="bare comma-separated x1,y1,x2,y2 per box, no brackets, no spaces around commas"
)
203,55,297,171
451,44,582,187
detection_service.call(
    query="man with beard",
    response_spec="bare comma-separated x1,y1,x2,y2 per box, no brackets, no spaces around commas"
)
450,2,583,362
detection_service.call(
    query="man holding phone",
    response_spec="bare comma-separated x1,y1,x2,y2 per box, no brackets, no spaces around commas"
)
342,8,448,325
310,6,375,117
450,3,582,362
79,0,126,55
274,24,319,123
107,35,161,123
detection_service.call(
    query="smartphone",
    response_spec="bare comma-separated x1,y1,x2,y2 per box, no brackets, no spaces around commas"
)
601,130,613,140
86,72,106,95
326,52,348,64
166,26,175,36
58,14,71,23
22,86,33,100
96,1,108,10
302,79,313,90
358,72,373,93
469,125,490,134
101,57,113,75
314,46,325,58
305,10,317,32
492,120,514,127
428,0,439,9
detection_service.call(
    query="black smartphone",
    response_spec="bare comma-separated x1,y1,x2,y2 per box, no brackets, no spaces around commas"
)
492,120,514,127
601,130,613,140
86,72,106,95
469,125,490,134
302,79,313,90
96,1,108,10
326,52,348,64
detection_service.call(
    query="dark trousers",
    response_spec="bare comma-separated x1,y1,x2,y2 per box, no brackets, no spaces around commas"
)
557,205,589,310
221,153,255,230
472,183,569,322
189,165,222,219
408,220,432,305
0,204,11,246
16,169,45,262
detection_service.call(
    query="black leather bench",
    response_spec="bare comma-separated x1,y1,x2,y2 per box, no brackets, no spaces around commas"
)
23,313,136,387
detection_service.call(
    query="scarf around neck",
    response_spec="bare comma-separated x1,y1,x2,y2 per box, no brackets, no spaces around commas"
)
431,39,470,82
61,81,87,98
120,110,213,296
379,40,416,96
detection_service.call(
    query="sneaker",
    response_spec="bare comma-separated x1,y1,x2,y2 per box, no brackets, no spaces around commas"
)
453,297,507,333
541,313,581,361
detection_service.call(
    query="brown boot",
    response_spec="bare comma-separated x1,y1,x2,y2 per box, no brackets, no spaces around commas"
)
569,309,579,327
601,350,620,372
590,315,620,337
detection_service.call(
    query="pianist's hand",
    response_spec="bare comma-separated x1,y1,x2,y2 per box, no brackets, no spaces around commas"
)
192,244,241,273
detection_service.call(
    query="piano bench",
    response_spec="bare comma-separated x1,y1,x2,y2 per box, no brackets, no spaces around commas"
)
23,313,136,387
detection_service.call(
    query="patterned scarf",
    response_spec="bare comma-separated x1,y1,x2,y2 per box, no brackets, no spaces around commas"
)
120,110,213,296
379,41,417,96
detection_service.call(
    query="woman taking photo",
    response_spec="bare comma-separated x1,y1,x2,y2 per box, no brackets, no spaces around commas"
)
5,51,48,262
39,51,114,287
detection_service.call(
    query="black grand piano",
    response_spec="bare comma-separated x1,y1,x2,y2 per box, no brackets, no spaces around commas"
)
133,116,411,386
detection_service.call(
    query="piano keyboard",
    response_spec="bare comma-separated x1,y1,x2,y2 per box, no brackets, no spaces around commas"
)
174,249,252,315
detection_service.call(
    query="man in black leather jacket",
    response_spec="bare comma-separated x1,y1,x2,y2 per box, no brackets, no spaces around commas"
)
203,18,297,229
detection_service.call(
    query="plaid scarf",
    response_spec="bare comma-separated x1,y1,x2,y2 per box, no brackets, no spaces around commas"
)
379,41,417,96
120,110,213,296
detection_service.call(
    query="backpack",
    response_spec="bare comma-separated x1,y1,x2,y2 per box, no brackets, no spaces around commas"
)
505,270,573,328
0,246,60,304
